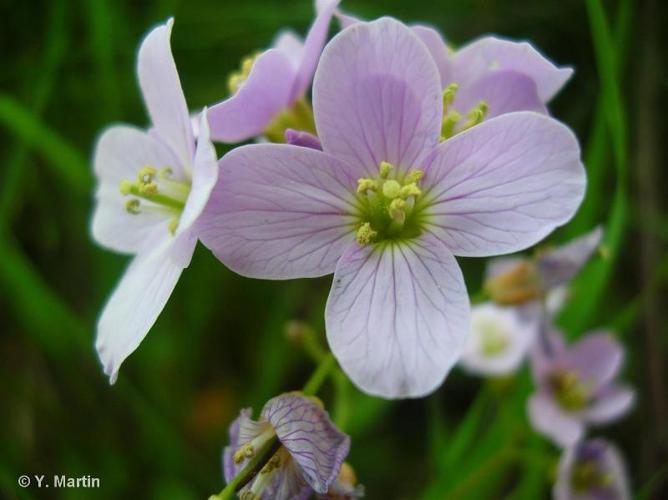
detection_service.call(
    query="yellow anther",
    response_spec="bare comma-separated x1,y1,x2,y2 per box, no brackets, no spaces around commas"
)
356,222,377,246
357,178,377,194
228,53,260,94
125,199,141,214
159,167,173,179
139,182,158,196
399,183,421,198
137,166,157,184
441,111,461,140
388,198,407,224
404,170,424,184
233,444,255,464
379,161,393,178
120,180,134,195
260,455,281,474
168,218,179,235
382,179,402,199
442,83,459,111
462,101,489,130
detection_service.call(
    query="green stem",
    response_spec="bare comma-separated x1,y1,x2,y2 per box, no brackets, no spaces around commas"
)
212,353,337,499
303,352,336,396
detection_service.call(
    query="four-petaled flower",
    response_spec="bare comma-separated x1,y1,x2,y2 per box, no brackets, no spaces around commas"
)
223,393,350,500
330,2,573,132
198,18,586,398
554,439,630,500
528,331,635,448
92,19,218,383
459,302,536,376
206,0,341,143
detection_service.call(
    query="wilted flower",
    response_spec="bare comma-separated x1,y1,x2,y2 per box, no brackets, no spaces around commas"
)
206,0,340,143
484,227,603,306
92,19,218,382
199,18,586,398
528,332,634,447
459,303,536,376
330,3,572,131
223,393,350,499
554,439,630,500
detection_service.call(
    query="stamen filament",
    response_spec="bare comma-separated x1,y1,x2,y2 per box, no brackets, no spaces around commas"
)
124,184,186,211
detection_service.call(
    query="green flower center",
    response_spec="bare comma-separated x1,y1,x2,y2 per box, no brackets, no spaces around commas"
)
476,319,510,356
549,369,591,411
355,161,427,245
119,165,191,234
571,459,614,492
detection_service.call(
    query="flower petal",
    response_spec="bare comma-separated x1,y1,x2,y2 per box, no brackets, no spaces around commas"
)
198,144,358,279
527,392,584,448
207,49,296,143
137,18,194,166
177,109,218,235
453,70,547,118
411,24,454,86
424,112,586,257
565,331,623,388
536,226,603,289
91,125,179,254
290,0,341,101
326,234,470,398
285,128,323,150
585,384,635,424
274,30,305,69
95,235,195,383
453,36,573,102
313,17,442,177
222,408,252,482
262,394,350,494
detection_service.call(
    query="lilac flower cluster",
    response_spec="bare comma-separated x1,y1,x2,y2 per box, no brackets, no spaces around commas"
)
456,226,634,498
89,0,634,497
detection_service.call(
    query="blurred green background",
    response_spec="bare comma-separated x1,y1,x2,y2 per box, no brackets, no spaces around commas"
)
1,0,666,498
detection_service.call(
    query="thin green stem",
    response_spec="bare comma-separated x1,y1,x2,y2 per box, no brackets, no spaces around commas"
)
303,352,336,396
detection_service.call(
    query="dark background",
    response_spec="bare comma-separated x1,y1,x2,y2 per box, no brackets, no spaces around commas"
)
1,0,666,498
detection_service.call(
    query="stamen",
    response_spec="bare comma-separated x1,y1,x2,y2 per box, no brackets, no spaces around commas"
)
228,53,260,94
388,199,406,224
356,222,377,246
440,111,461,140
379,161,393,178
125,199,141,214
357,178,378,194
442,83,459,113
462,101,489,131
233,427,275,464
168,218,179,235
137,165,157,184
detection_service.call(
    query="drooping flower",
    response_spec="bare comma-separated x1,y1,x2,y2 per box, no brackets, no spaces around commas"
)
484,226,603,306
554,439,630,500
91,19,218,383
206,0,341,143
459,303,536,376
528,332,634,448
223,393,350,499
199,18,586,398
329,3,572,133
